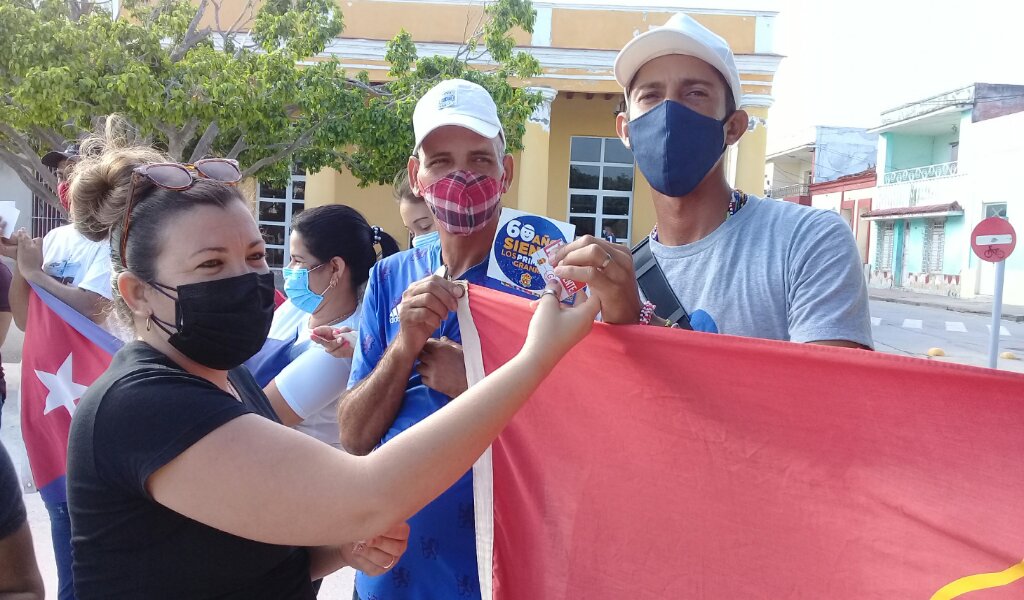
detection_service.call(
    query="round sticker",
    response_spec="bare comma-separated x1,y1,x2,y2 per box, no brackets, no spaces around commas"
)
491,215,571,292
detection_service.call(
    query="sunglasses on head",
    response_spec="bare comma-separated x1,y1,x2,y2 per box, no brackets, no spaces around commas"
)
119,158,242,268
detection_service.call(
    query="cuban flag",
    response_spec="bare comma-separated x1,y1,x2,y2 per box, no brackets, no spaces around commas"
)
458,285,1024,600
20,285,122,504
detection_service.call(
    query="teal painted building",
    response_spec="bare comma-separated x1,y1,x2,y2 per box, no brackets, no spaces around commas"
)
866,83,1024,303
863,83,1024,299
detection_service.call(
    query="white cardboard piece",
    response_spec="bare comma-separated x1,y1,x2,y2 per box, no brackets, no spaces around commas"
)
0,202,20,238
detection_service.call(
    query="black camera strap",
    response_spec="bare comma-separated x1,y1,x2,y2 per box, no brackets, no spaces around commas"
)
631,236,692,330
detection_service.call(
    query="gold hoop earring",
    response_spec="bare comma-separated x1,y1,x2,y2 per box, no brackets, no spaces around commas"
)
146,315,152,332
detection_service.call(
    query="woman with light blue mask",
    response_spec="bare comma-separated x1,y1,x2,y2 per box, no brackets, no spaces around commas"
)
394,170,439,249
245,205,399,447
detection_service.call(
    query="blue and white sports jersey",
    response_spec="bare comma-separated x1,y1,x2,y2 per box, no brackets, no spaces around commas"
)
348,243,528,600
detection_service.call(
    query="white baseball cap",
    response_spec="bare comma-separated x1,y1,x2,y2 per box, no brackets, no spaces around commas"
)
413,79,505,153
614,13,743,109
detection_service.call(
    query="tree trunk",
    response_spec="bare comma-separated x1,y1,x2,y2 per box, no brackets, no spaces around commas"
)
238,124,322,178
188,121,220,163
163,118,200,162
226,135,248,159
170,0,211,62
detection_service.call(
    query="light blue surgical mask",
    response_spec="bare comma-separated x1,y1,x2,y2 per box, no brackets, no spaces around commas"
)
411,230,440,249
283,264,328,314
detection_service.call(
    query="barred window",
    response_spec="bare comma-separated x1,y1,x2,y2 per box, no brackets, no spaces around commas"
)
257,164,306,271
877,222,894,271
922,219,945,273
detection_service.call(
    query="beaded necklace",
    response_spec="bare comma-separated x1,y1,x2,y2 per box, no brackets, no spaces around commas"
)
650,189,748,243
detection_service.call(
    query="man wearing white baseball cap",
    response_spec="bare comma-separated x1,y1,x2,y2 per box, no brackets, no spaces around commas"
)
339,78,529,600
553,14,872,349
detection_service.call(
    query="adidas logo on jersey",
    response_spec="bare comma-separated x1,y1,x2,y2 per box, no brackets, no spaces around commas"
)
389,305,400,324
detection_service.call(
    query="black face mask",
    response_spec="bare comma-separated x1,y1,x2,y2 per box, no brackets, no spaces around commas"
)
149,272,276,370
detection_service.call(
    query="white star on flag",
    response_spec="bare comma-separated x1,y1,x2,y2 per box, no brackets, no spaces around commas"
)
36,353,88,418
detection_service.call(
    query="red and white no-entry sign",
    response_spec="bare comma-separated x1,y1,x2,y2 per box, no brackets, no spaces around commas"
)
971,217,1016,263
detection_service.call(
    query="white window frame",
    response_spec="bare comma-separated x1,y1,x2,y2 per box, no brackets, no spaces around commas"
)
877,222,894,271
922,218,945,274
567,136,635,245
257,165,306,272
984,202,1008,219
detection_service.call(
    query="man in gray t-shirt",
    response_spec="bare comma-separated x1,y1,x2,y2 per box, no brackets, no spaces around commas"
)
552,13,872,349
648,194,872,346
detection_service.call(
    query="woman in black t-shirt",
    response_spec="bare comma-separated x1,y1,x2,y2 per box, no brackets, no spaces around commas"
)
65,122,600,599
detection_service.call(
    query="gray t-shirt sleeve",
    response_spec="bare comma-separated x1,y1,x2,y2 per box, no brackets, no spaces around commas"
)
786,211,874,348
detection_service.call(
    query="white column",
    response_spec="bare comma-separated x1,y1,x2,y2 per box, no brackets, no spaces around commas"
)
519,87,559,215
526,86,558,132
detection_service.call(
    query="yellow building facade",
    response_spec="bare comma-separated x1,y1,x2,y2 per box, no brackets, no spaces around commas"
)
252,0,782,262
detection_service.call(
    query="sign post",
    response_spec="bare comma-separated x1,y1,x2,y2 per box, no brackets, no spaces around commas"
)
970,217,1016,368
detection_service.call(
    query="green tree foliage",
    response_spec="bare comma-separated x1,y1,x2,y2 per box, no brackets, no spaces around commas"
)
0,0,541,208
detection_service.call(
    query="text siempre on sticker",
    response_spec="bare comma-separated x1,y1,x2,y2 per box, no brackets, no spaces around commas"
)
487,208,576,294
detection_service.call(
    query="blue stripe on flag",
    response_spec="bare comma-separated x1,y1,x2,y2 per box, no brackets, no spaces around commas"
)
38,474,67,505
245,336,296,387
29,283,124,355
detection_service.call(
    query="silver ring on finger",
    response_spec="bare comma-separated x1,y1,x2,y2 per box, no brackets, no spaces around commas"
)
383,555,396,569
597,252,613,272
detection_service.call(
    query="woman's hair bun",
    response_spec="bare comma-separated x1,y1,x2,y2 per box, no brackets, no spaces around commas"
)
69,115,167,242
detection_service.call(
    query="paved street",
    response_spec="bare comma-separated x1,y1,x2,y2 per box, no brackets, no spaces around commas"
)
869,299,1024,373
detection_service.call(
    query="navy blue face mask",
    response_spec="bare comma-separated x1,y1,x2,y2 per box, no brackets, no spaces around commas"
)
627,100,729,198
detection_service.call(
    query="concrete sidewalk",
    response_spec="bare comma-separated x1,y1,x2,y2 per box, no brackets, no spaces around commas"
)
869,288,1024,322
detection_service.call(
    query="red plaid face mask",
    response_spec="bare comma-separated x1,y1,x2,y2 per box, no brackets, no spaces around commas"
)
421,170,504,236
58,181,71,212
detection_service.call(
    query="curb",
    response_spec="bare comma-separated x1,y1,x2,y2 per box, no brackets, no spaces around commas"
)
869,296,1024,322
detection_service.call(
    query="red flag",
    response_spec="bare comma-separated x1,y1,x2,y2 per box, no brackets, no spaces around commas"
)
459,285,1024,600
21,286,120,503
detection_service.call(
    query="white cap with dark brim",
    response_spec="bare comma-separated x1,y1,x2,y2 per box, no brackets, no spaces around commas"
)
413,79,505,154
613,13,743,109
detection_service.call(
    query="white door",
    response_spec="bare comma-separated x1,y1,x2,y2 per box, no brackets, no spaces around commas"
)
978,203,1008,296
